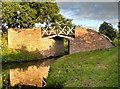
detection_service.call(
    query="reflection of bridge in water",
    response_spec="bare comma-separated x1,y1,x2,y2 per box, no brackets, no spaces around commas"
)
9,59,55,88
41,25,75,40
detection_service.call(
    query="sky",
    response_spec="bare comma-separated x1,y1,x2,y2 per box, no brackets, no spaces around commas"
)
57,2,118,31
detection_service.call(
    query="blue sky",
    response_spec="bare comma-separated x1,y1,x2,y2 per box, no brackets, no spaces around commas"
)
57,2,118,31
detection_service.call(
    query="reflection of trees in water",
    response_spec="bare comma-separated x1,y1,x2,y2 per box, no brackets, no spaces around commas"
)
2,70,10,89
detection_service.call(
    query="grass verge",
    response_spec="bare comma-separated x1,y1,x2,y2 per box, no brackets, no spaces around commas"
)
46,47,118,88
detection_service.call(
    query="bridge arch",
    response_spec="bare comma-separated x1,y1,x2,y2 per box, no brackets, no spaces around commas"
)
41,25,75,54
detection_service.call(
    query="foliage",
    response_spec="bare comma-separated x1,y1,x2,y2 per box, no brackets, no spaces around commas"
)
2,2,73,30
2,2,37,28
64,39,69,55
0,2,1,12
1,69,9,88
99,21,117,40
1,35,43,63
46,47,118,88
2,47,43,63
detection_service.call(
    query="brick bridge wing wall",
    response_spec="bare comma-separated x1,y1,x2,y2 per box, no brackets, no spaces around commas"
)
69,27,114,54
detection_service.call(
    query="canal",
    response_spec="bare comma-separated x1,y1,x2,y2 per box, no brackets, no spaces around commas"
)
1,58,56,88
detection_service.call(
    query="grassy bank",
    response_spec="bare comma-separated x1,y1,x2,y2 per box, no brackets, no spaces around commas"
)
2,47,42,63
46,47,118,88
1,34,42,63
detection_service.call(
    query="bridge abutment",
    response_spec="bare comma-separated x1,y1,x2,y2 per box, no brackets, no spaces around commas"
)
8,28,64,58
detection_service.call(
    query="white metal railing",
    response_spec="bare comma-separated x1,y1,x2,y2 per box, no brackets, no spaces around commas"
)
41,25,75,37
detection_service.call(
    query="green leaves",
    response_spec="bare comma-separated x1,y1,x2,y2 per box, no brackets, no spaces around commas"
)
2,2,73,29
2,2,38,28
99,21,117,40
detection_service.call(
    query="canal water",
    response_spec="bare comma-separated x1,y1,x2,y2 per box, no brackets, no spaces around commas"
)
2,58,56,88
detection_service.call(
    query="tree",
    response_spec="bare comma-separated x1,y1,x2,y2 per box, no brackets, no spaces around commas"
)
99,21,116,40
2,2,37,28
2,2,73,30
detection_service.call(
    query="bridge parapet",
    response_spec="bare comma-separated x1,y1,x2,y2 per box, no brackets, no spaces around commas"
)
41,25,75,39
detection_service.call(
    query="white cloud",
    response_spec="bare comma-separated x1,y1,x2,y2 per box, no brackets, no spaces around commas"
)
58,2,118,26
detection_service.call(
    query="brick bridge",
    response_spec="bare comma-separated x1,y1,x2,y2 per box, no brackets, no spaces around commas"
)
8,26,114,58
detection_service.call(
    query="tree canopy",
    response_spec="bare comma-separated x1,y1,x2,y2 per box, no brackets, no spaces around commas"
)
99,21,116,40
2,2,73,29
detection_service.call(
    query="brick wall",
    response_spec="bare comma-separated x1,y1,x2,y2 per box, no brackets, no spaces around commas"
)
8,28,64,58
69,27,114,54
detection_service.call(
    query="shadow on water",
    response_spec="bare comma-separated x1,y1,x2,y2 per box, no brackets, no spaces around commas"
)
2,58,56,89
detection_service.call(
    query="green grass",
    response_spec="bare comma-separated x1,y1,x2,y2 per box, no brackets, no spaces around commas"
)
46,47,118,88
1,34,42,63
2,47,43,63
64,39,69,54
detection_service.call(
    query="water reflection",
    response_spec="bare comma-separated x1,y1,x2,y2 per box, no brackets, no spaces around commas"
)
2,59,55,88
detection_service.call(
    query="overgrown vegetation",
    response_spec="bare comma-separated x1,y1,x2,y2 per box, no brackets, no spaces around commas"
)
2,47,42,63
1,34,42,63
46,47,118,88
64,39,69,55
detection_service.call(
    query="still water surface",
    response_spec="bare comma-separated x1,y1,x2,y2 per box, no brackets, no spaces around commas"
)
2,58,55,88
